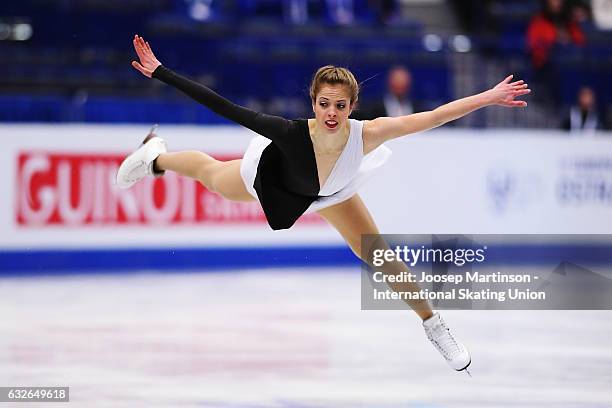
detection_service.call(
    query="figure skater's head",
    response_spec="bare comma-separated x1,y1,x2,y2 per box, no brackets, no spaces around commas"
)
310,65,359,133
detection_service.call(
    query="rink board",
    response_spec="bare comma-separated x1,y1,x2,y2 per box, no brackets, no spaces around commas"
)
1,124,612,272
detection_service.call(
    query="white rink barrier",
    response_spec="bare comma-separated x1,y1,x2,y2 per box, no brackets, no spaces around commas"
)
1,124,611,272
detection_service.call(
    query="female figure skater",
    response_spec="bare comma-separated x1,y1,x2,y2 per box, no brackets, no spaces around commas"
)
118,35,530,373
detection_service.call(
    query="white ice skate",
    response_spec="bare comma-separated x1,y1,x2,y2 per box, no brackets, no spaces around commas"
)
116,124,167,189
423,312,471,373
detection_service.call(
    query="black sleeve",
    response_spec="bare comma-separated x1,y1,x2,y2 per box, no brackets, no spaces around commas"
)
152,65,291,143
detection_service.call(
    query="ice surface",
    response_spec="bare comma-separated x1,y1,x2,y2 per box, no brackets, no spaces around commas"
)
1,268,611,407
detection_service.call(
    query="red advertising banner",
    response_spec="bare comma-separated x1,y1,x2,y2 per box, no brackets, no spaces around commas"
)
16,152,321,226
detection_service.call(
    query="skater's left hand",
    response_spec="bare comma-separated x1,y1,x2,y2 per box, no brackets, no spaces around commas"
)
131,34,162,78
485,75,531,108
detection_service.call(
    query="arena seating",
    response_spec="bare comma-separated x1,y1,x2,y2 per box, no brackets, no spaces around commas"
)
0,0,610,125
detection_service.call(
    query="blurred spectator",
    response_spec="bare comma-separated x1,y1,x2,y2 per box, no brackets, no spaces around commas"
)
570,0,591,24
562,86,602,133
367,0,400,25
448,0,495,34
355,66,422,120
284,0,309,24
325,0,355,25
526,0,586,69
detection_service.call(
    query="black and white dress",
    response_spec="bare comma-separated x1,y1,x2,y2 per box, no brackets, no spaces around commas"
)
153,66,391,230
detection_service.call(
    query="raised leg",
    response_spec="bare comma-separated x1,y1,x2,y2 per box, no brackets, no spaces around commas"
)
317,194,434,320
155,151,255,202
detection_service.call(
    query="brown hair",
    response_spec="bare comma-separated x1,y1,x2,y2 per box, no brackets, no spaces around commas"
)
309,65,359,106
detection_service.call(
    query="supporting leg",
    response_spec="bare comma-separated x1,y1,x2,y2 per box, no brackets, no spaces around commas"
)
317,194,434,320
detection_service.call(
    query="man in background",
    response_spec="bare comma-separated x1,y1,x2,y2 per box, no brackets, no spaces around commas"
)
562,86,603,134
356,65,422,119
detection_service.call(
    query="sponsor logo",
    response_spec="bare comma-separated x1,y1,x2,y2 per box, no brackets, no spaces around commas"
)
486,167,542,214
557,157,612,205
16,152,321,226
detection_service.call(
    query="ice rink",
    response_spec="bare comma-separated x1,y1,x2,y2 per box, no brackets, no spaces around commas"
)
1,268,612,408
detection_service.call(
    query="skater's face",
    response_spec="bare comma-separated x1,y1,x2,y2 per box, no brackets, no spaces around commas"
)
312,84,354,134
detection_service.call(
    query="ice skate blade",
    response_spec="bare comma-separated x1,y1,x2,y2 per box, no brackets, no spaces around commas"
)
143,124,159,145
455,357,471,375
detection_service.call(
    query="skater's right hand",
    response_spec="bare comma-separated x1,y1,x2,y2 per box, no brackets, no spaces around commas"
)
131,34,162,78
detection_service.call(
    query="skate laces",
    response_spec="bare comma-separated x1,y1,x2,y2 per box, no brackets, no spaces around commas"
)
125,160,148,182
428,318,462,360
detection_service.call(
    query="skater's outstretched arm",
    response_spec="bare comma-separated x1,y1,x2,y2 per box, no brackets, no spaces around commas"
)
363,75,531,150
131,35,292,142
